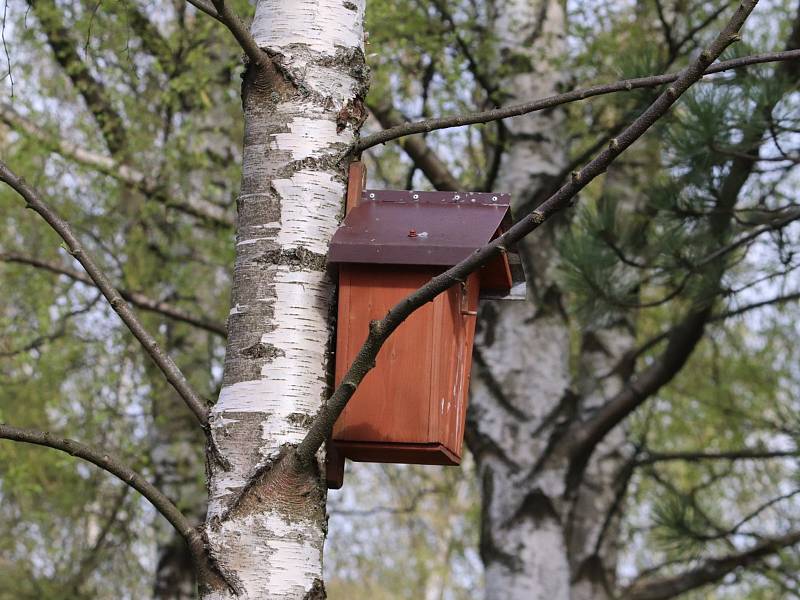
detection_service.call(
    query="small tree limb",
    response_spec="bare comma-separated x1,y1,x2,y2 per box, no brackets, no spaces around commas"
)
0,102,234,228
637,448,800,465
296,0,761,463
367,99,461,191
0,423,204,567
0,160,210,426
356,49,800,152
714,290,800,320
624,529,800,600
0,252,227,337
208,1,266,69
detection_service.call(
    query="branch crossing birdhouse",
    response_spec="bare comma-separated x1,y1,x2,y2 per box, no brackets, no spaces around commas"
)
326,163,522,489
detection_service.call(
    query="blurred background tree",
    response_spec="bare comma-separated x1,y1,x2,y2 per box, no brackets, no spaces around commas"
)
1,1,799,599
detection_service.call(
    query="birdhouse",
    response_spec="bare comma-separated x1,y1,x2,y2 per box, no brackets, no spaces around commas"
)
325,164,520,489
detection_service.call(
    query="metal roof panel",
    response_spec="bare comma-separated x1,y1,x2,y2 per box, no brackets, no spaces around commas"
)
328,190,511,267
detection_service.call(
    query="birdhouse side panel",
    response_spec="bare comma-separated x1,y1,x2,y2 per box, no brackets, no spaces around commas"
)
432,271,480,457
333,265,438,446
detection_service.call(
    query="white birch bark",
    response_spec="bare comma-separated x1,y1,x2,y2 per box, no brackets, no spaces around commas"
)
468,3,572,598
202,2,368,598
468,2,633,599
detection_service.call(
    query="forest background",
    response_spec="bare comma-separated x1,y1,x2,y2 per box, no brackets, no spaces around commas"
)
1,0,800,599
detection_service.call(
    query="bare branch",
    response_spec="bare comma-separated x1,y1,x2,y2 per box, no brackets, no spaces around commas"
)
355,49,800,152
0,423,204,566
0,102,233,227
713,290,800,320
638,448,800,466
692,207,800,269
0,252,226,337
186,0,222,21
367,99,461,191
208,1,268,70
0,160,210,426
624,529,800,600
296,0,761,463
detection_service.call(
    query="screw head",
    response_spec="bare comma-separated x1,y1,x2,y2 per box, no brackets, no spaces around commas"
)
369,193,375,199
412,193,419,200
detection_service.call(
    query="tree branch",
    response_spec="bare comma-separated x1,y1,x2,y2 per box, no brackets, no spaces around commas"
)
567,5,800,471
186,0,221,21
624,529,800,600
637,448,800,466
367,98,461,191
0,252,226,337
355,49,800,152
28,0,128,155
0,423,204,567
568,308,712,473
713,290,800,320
0,102,234,227
207,0,268,71
0,161,210,426
296,0,760,463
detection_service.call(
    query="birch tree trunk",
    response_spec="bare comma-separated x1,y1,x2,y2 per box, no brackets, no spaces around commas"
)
202,2,368,597
468,2,633,598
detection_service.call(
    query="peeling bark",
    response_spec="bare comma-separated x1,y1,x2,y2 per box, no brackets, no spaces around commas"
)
202,2,368,598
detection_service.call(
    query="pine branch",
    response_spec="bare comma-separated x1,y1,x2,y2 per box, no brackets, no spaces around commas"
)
624,529,800,600
0,161,210,427
0,252,227,337
713,290,800,320
355,49,800,152
296,0,761,463
566,5,800,472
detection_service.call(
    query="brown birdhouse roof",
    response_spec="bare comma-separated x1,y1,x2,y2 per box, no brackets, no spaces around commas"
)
328,190,512,267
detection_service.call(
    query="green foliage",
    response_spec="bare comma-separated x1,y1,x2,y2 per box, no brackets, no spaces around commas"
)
1,0,799,598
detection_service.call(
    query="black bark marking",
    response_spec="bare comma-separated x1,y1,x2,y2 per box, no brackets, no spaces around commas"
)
336,98,367,133
240,342,285,361
288,412,314,429
256,247,328,271
478,469,522,571
506,489,561,527
304,578,326,599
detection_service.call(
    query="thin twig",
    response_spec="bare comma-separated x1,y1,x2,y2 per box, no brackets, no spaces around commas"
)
1,0,13,97
638,448,800,465
297,1,761,463
0,160,210,426
356,49,800,152
0,252,227,337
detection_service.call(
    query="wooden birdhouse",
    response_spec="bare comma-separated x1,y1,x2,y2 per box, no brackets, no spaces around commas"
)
325,163,521,489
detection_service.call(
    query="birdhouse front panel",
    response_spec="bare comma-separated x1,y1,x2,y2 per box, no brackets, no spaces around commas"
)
333,265,480,465
326,188,514,484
